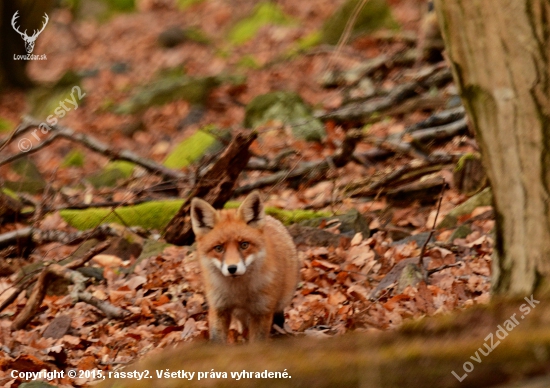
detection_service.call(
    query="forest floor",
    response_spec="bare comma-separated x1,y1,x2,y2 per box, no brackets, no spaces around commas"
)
0,0,493,386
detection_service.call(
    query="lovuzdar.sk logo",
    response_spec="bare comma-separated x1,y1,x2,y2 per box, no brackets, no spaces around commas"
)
11,11,48,60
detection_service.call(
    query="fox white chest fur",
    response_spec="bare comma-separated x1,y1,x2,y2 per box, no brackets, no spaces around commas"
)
191,191,299,342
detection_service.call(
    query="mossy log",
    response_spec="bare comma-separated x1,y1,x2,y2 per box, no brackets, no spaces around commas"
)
100,297,550,388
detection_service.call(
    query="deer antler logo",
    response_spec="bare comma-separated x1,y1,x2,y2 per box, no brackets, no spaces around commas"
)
11,11,49,54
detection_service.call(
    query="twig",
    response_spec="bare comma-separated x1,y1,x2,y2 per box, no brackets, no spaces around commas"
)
11,262,128,330
347,154,459,197
245,150,297,171
236,129,363,196
0,240,110,315
11,266,51,330
0,226,120,249
409,117,468,143
405,106,465,133
320,67,452,122
0,117,36,151
0,117,185,181
65,240,110,270
418,184,446,280
427,263,461,276
325,0,371,73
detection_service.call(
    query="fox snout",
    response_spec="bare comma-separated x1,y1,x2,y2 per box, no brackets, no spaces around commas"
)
214,249,262,277
215,257,247,277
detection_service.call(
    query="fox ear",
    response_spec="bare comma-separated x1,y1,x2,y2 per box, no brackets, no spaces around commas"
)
238,191,265,228
190,197,218,236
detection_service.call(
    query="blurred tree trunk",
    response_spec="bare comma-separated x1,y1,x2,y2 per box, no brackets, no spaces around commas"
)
98,299,550,388
434,0,550,296
0,0,55,88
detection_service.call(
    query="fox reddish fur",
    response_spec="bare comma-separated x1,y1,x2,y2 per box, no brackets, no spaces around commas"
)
190,191,300,342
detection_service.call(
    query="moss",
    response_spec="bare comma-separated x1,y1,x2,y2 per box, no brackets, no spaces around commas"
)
321,0,398,45
163,126,224,169
115,75,220,115
225,201,329,224
244,91,326,141
229,2,294,45
237,55,262,70
285,31,321,58
176,0,204,10
264,207,331,225
27,80,85,120
60,200,184,231
454,152,480,172
106,161,135,177
438,187,492,228
101,0,135,12
86,161,135,188
1,188,19,200
0,117,14,133
62,150,85,167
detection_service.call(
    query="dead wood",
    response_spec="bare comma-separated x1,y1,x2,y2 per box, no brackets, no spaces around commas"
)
0,227,33,250
0,241,110,316
0,190,24,221
386,176,446,204
0,226,119,251
405,106,465,133
0,117,186,181
236,129,363,196
11,261,128,330
409,116,468,143
321,66,452,122
418,184,445,279
346,154,460,198
163,130,257,245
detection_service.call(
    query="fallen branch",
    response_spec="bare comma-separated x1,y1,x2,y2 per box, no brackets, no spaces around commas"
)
11,261,128,330
427,262,461,276
235,129,363,195
0,117,186,181
419,184,446,280
346,153,460,197
0,117,36,151
163,130,257,245
409,117,468,143
320,66,452,122
0,241,110,315
405,106,465,133
245,150,297,171
0,226,119,250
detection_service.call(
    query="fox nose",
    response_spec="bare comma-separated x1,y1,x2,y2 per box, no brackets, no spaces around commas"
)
227,265,238,275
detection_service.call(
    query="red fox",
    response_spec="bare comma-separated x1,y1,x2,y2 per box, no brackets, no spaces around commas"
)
190,191,300,343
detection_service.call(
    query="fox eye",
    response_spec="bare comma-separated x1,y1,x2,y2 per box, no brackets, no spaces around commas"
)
239,241,250,250
213,245,224,253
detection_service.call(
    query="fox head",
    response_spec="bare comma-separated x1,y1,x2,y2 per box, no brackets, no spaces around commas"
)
191,191,266,277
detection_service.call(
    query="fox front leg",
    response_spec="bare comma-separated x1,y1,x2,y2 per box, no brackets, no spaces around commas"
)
248,313,274,342
209,309,231,343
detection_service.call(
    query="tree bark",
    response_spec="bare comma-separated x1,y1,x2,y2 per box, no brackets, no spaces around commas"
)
434,0,550,295
163,131,257,245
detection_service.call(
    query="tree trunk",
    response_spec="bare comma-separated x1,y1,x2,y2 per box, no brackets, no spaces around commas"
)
434,0,550,295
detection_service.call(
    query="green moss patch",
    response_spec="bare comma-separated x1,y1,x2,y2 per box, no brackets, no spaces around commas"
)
321,0,398,45
60,199,184,230
229,2,293,45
